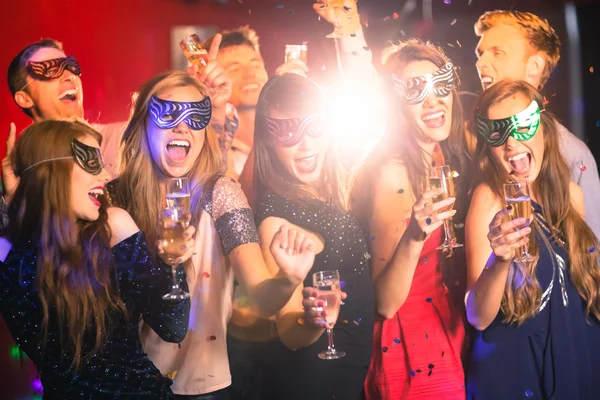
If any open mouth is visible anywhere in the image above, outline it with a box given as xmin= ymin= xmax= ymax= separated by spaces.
xmin=295 ymin=154 xmax=318 ymax=174
xmin=508 ymin=152 xmax=532 ymax=176
xmin=166 ymin=139 xmax=191 ymax=162
xmin=421 ymin=110 xmax=446 ymax=129
xmin=58 ymin=89 xmax=78 ymax=102
xmin=480 ymin=75 xmax=494 ymax=89
xmin=88 ymin=187 xmax=104 ymax=208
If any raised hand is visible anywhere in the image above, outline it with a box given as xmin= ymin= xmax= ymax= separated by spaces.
xmin=487 ymin=207 xmax=531 ymax=262
xmin=312 ymin=0 xmax=361 ymax=37
xmin=274 ymin=59 xmax=309 ymax=78
xmin=406 ymin=187 xmax=457 ymax=242
xmin=186 ymin=33 xmax=232 ymax=111
xmin=2 ymin=123 xmax=19 ymax=203
xmin=270 ymin=224 xmax=316 ymax=286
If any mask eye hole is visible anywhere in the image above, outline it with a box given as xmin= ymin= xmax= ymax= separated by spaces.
xmin=516 ymin=126 xmax=530 ymax=133
xmin=406 ymin=90 xmax=420 ymax=100
xmin=162 ymin=113 xmax=175 ymax=121
xmin=490 ymin=131 xmax=501 ymax=140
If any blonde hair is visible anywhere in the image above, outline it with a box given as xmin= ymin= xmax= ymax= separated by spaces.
xmin=474 ymin=10 xmax=560 ymax=88
xmin=113 ymin=70 xmax=224 ymax=247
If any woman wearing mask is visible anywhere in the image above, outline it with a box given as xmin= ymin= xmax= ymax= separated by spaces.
xmin=250 ymin=73 xmax=374 ymax=400
xmin=109 ymin=70 xmax=316 ymax=400
xmin=465 ymin=80 xmax=600 ymax=399
xmin=352 ymin=40 xmax=470 ymax=399
xmin=0 ymin=119 xmax=191 ymax=399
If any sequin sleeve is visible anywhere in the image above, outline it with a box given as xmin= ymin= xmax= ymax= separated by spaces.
xmin=112 ymin=231 xmax=190 ymax=343
xmin=211 ymin=176 xmax=259 ymax=254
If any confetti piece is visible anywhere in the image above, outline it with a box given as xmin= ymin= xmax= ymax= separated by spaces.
xmin=249 ymin=9 xmax=251 ymax=15
xmin=442 ymin=351 xmax=445 ymax=357
xmin=423 ymin=257 xmax=428 ymax=264
xmin=596 ymin=120 xmax=600 ymax=127
xmin=382 ymin=346 xmax=388 ymax=352
xmin=590 ymin=66 xmax=595 ymax=73
xmin=525 ymin=390 xmax=534 ymax=398
xmin=400 ymin=30 xmax=406 ymax=36
xmin=398 ymin=188 xmax=405 ymax=194
xmin=451 ymin=18 xmax=457 ymax=25
xmin=416 ymin=369 xmax=422 ymax=373
xmin=364 ymin=252 xmax=371 ymax=260
xmin=425 ymin=333 xmax=429 ymax=339
xmin=456 ymin=40 xmax=462 ymax=47
xmin=297 ymin=317 xmax=305 ymax=325
xmin=202 ymin=272 xmax=210 ymax=278
xmin=209 ymin=335 xmax=217 ymax=341
xmin=590 ymin=246 xmax=596 ymax=253
xmin=353 ymin=320 xmax=360 ymax=325
xmin=410 ymin=370 xmax=416 ymax=376
xmin=167 ymin=371 xmax=178 ymax=379
xmin=277 ymin=4 xmax=284 ymax=8
xmin=178 ymin=342 xmax=181 ymax=349
xmin=369 ymin=235 xmax=376 ymax=241
xmin=393 ymin=12 xmax=399 ymax=19
xmin=340 ymin=280 xmax=346 ymax=288
xmin=580 ymin=165 xmax=587 ymax=172
xmin=394 ymin=338 xmax=401 ymax=344
xmin=451 ymin=170 xmax=460 ymax=178
xmin=289 ymin=9 xmax=295 ymax=14
xmin=343 ymin=320 xmax=348 ymax=324
xmin=444 ymin=0 xmax=451 ymax=3
xmin=428 ymin=363 xmax=435 ymax=369
xmin=468 ymin=0 xmax=473 ymax=4
xmin=383 ymin=16 xmax=391 ymax=22
xmin=426 ymin=297 xmax=432 ymax=303
xmin=428 ymin=370 xmax=433 ymax=376
xmin=448 ymin=43 xmax=455 ymax=48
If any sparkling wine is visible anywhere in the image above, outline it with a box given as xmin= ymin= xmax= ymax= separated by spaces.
xmin=180 ymin=34 xmax=208 ymax=71
xmin=429 ymin=176 xmax=456 ymax=211
xmin=317 ymin=284 xmax=341 ymax=328
xmin=166 ymin=193 xmax=190 ymax=213
xmin=506 ymin=196 xmax=532 ymax=224
xmin=285 ymin=44 xmax=308 ymax=63
xmin=159 ymin=219 xmax=186 ymax=257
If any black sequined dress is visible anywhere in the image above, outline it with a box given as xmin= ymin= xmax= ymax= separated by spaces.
xmin=0 ymin=232 xmax=190 ymax=399
xmin=254 ymin=192 xmax=374 ymax=400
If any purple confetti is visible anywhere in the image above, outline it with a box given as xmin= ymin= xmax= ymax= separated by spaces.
xmin=340 ymin=280 xmax=346 ymax=288
xmin=423 ymin=257 xmax=428 ymax=264
xmin=428 ymin=370 xmax=433 ymax=376
xmin=410 ymin=370 xmax=416 ymax=376
xmin=369 ymin=235 xmax=376 ymax=241
xmin=428 ymin=363 xmax=435 ymax=369
xmin=444 ymin=0 xmax=451 ymax=3
xmin=590 ymin=246 xmax=596 ymax=253
xmin=32 ymin=378 xmax=43 ymax=392
xmin=382 ymin=346 xmax=388 ymax=353
xmin=426 ymin=297 xmax=432 ymax=303
xmin=394 ymin=338 xmax=401 ymax=344
xmin=525 ymin=390 xmax=534 ymax=398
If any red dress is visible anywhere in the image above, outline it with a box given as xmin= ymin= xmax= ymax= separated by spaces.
xmin=365 ymin=224 xmax=467 ymax=399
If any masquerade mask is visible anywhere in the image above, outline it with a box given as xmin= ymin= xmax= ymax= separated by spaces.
xmin=392 ymin=62 xmax=456 ymax=105
xmin=475 ymin=100 xmax=541 ymax=147
xmin=148 ymin=95 xmax=212 ymax=131
xmin=26 ymin=55 xmax=81 ymax=81
xmin=21 ymin=138 xmax=104 ymax=176
xmin=265 ymin=114 xmax=326 ymax=147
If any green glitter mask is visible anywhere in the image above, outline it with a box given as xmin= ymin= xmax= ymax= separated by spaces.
xmin=475 ymin=100 xmax=541 ymax=147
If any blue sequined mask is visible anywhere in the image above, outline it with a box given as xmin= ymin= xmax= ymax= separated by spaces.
xmin=148 ymin=95 xmax=212 ymax=130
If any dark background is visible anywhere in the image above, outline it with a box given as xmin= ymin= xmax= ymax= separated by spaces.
xmin=1 ymin=0 xmax=600 ymax=397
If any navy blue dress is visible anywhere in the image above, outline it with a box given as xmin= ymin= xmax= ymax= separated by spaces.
xmin=0 ymin=232 xmax=190 ymax=399
xmin=467 ymin=202 xmax=600 ymax=399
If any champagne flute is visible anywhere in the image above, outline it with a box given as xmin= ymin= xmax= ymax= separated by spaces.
xmin=428 ymin=165 xmax=463 ymax=250
xmin=504 ymin=181 xmax=538 ymax=264
xmin=159 ymin=206 xmax=190 ymax=300
xmin=180 ymin=33 xmax=209 ymax=73
xmin=326 ymin=0 xmax=347 ymax=38
xmin=285 ymin=44 xmax=308 ymax=63
xmin=313 ymin=270 xmax=345 ymax=360
xmin=165 ymin=178 xmax=191 ymax=212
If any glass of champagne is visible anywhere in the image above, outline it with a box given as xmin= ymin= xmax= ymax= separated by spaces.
xmin=159 ymin=206 xmax=190 ymax=300
xmin=504 ymin=181 xmax=538 ymax=264
xmin=180 ymin=33 xmax=209 ymax=73
xmin=325 ymin=0 xmax=346 ymax=38
xmin=285 ymin=44 xmax=308 ymax=63
xmin=313 ymin=270 xmax=345 ymax=360
xmin=428 ymin=165 xmax=463 ymax=250
xmin=165 ymin=178 xmax=191 ymax=212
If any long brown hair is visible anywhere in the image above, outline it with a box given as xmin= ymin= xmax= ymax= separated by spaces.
xmin=475 ymin=80 xmax=600 ymax=324
xmin=112 ymin=70 xmax=223 ymax=247
xmin=253 ymin=74 xmax=350 ymax=210
xmin=353 ymin=39 xmax=470 ymax=230
xmin=8 ymin=119 xmax=126 ymax=369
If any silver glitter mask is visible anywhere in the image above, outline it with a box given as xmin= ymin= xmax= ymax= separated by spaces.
xmin=392 ymin=62 xmax=456 ymax=105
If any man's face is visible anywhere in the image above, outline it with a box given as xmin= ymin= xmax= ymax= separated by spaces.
xmin=475 ymin=24 xmax=533 ymax=90
xmin=19 ymin=47 xmax=84 ymax=121
xmin=217 ymin=44 xmax=268 ymax=110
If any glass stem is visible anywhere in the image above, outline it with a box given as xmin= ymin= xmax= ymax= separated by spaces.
xmin=326 ymin=328 xmax=336 ymax=354
xmin=442 ymin=219 xmax=452 ymax=245
xmin=171 ymin=265 xmax=179 ymax=289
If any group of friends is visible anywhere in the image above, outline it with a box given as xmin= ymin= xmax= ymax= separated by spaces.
xmin=1 ymin=1 xmax=600 ymax=399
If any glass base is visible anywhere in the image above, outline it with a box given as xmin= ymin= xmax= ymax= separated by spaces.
xmin=162 ymin=288 xmax=190 ymax=301
xmin=437 ymin=242 xmax=463 ymax=250
xmin=318 ymin=350 xmax=346 ymax=360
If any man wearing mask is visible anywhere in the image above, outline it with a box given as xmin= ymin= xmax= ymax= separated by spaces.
xmin=474 ymin=10 xmax=600 ymax=238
